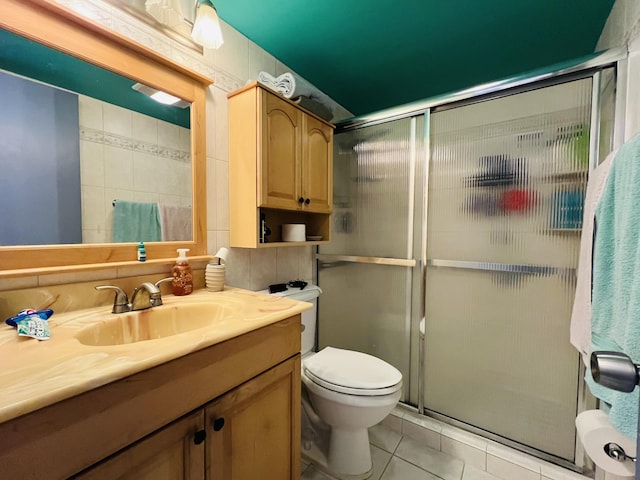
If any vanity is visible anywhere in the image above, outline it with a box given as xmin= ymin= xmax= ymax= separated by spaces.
xmin=0 ymin=289 xmax=307 ymax=479
xmin=0 ymin=1 xmax=304 ymax=479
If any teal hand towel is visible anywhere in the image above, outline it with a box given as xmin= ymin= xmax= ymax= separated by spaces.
xmin=587 ymin=133 xmax=640 ymax=439
xmin=112 ymin=200 xmax=161 ymax=243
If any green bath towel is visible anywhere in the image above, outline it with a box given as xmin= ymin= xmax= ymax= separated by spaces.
xmin=112 ymin=200 xmax=162 ymax=243
xmin=587 ymin=133 xmax=640 ymax=439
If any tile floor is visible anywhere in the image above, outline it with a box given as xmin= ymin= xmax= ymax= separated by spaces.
xmin=300 ymin=408 xmax=593 ymax=480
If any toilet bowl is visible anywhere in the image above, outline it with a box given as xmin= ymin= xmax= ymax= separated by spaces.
xmin=302 ymin=347 xmax=402 ymax=478
xmin=258 ymin=284 xmax=402 ymax=479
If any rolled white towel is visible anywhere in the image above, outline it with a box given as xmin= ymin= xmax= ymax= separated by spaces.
xmin=257 ymin=71 xmax=293 ymax=96
xmin=257 ymin=71 xmax=334 ymax=119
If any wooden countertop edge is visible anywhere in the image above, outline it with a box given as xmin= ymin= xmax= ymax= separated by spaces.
xmin=0 ymin=288 xmax=311 ymax=423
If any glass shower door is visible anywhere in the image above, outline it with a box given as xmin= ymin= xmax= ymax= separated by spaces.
xmin=317 ymin=116 xmax=425 ymax=403
xmin=424 ymin=78 xmax=593 ymax=460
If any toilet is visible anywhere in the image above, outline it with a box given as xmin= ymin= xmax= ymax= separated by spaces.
xmin=259 ymin=284 xmax=402 ymax=479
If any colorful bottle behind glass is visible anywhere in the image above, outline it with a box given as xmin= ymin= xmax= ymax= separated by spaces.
xmin=171 ymin=248 xmax=193 ymax=296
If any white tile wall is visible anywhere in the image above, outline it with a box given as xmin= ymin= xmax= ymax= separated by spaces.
xmin=597 ymin=0 xmax=640 ymax=142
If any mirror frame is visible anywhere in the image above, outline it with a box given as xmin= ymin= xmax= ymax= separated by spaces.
xmin=0 ymin=0 xmax=212 ymax=277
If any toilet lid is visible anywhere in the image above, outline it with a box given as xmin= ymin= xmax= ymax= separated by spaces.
xmin=303 ymin=347 xmax=402 ymax=396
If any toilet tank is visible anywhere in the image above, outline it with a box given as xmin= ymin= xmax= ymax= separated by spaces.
xmin=256 ymin=284 xmax=321 ymax=355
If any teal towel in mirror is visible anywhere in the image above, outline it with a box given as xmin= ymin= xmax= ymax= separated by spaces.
xmin=112 ymin=200 xmax=161 ymax=243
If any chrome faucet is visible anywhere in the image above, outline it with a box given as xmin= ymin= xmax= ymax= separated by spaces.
xmin=130 ymin=282 xmax=162 ymax=311
xmin=96 ymin=277 xmax=173 ymax=313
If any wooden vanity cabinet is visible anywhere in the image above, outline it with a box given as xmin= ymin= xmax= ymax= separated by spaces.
xmin=74 ymin=410 xmax=206 ymax=480
xmin=0 ymin=317 xmax=301 ymax=480
xmin=76 ymin=356 xmax=300 ymax=480
xmin=206 ymin=356 xmax=300 ymax=480
xmin=229 ymin=82 xmax=334 ymax=248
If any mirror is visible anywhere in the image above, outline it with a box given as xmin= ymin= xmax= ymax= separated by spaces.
xmin=0 ymin=0 xmax=212 ymax=274
xmin=0 ymin=28 xmax=192 ymax=246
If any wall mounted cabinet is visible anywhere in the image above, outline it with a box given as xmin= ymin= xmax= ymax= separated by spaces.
xmin=229 ymin=82 xmax=334 ymax=248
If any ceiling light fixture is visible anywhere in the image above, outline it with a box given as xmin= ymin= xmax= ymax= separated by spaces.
xmin=132 ymin=83 xmax=190 ymax=108
xmin=191 ymin=0 xmax=224 ymax=49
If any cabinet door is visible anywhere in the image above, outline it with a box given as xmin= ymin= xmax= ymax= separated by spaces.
xmin=302 ymin=115 xmax=333 ymax=213
xmin=260 ymin=91 xmax=302 ymax=210
xmin=75 ymin=410 xmax=205 ymax=480
xmin=205 ymin=356 xmax=301 ymax=480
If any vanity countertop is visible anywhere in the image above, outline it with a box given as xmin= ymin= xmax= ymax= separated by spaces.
xmin=0 ymin=287 xmax=309 ymax=424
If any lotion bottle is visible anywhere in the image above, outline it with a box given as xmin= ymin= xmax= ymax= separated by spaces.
xmin=171 ymin=248 xmax=193 ymax=296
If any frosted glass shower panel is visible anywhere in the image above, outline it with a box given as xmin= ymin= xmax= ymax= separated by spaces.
xmin=424 ymin=78 xmax=592 ymax=461
xmin=428 ymin=78 xmax=592 ymax=266
xmin=317 ymin=261 xmax=411 ymax=401
xmin=324 ymin=118 xmax=417 ymax=258
xmin=424 ymin=266 xmax=579 ymax=460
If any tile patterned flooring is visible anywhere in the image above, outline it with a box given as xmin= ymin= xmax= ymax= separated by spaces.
xmin=300 ymin=408 xmax=592 ymax=480
xmin=301 ymin=423 xmax=502 ymax=480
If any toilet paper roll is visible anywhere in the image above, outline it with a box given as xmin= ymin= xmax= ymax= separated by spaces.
xmin=576 ymin=410 xmax=636 ymax=477
xmin=282 ymin=224 xmax=306 ymax=242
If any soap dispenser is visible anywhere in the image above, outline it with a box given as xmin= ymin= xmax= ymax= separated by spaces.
xmin=171 ymin=248 xmax=193 ymax=296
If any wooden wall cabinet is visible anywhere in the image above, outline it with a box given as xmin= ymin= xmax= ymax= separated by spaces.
xmin=229 ymin=82 xmax=334 ymax=248
xmin=0 ymin=317 xmax=301 ymax=480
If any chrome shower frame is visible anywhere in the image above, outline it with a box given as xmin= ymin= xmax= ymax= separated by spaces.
xmin=333 ymin=47 xmax=629 ymax=472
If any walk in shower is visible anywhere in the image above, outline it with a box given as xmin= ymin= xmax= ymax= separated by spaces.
xmin=316 ymin=50 xmax=624 ymax=466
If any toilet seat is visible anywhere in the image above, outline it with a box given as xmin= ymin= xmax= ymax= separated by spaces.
xmin=303 ymin=347 xmax=402 ymax=396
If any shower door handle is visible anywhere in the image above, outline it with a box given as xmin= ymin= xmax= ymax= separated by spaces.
xmin=316 ymin=254 xmax=416 ymax=268
xmin=426 ymin=259 xmax=575 ymax=277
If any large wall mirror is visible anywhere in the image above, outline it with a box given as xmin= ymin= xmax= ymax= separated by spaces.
xmin=0 ymin=0 xmax=212 ymax=275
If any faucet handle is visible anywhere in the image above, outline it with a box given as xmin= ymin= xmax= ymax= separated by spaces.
xmin=95 ymin=285 xmax=130 ymax=313
xmin=155 ymin=277 xmax=173 ymax=288
xmin=153 ymin=277 xmax=173 ymax=307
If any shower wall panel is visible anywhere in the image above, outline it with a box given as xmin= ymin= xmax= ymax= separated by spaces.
xmin=318 ymin=117 xmax=425 ymax=403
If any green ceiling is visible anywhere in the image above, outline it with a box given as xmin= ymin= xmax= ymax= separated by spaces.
xmin=215 ymin=0 xmax=615 ymax=116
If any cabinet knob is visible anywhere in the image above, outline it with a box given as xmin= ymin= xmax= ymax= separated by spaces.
xmin=194 ymin=429 xmax=207 ymax=445
xmin=304 ymin=198 xmax=310 ymax=205
xmin=298 ymin=197 xmax=305 ymax=204
xmin=212 ymin=417 xmax=225 ymax=431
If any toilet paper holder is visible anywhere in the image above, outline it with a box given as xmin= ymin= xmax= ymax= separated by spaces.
xmin=591 ymin=351 xmax=640 ymax=475
xmin=605 ymin=442 xmax=636 ymax=463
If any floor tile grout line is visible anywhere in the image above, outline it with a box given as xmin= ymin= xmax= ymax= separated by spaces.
xmin=388 ymin=434 xmax=454 ymax=480
xmin=377 ymin=454 xmax=392 ymax=480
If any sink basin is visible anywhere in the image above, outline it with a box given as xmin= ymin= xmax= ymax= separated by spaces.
xmin=75 ymin=303 xmax=230 ymax=346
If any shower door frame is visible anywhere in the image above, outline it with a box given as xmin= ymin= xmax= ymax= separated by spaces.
xmin=330 ymin=47 xmax=628 ymax=470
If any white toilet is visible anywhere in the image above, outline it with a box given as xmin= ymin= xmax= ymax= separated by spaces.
xmin=259 ymin=284 xmax=402 ymax=479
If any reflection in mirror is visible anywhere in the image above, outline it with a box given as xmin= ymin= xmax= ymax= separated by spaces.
xmin=0 ymin=28 xmax=192 ymax=246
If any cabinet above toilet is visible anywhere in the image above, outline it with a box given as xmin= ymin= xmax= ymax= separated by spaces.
xmin=228 ymin=83 xmax=334 ymax=248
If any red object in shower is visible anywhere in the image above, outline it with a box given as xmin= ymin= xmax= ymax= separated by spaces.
xmin=500 ymin=189 xmax=537 ymax=212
